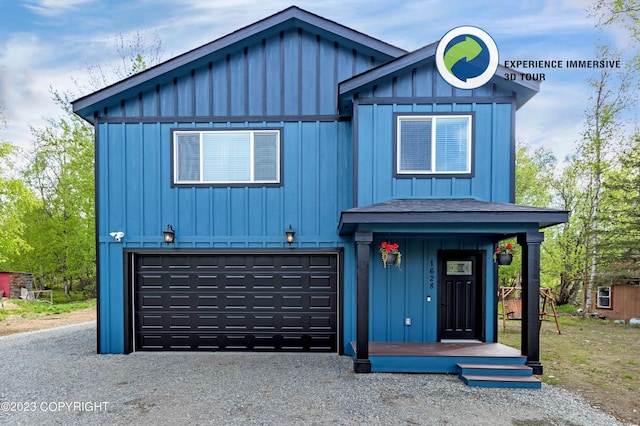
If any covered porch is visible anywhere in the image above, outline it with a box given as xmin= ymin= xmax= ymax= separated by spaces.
xmin=339 ymin=198 xmax=568 ymax=376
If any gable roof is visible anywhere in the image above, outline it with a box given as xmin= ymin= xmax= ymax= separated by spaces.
xmin=338 ymin=42 xmax=539 ymax=111
xmin=338 ymin=198 xmax=568 ymax=235
xmin=72 ymin=6 xmax=407 ymax=123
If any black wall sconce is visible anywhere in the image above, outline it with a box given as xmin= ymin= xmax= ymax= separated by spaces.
xmin=163 ymin=224 xmax=175 ymax=244
xmin=285 ymin=225 xmax=295 ymax=245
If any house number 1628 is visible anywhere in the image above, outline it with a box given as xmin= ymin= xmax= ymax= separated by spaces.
xmin=429 ymin=260 xmax=435 ymax=289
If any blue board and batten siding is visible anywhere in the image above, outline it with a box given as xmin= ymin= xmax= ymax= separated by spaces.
xmin=93 ymin=26 xmax=391 ymax=353
xmin=73 ymin=7 xmax=552 ymax=363
xmin=351 ymin=60 xmax=516 ymax=207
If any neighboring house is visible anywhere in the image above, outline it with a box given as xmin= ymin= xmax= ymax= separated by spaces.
xmin=72 ymin=6 xmax=568 ymax=376
xmin=592 ymin=283 xmax=640 ymax=322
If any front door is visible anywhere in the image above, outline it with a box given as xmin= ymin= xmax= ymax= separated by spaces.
xmin=438 ymin=251 xmax=483 ymax=340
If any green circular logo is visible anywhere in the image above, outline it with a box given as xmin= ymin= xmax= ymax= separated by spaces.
xmin=436 ymin=26 xmax=499 ymax=90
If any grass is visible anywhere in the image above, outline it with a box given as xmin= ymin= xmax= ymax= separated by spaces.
xmin=0 ymin=289 xmax=96 ymax=321
xmin=498 ymin=309 xmax=640 ymax=424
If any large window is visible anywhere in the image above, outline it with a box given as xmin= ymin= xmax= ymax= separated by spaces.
xmin=173 ymin=129 xmax=280 ymax=185
xmin=396 ymin=114 xmax=472 ymax=175
xmin=597 ymin=286 xmax=611 ymax=309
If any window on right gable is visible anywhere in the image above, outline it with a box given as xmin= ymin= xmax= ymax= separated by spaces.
xmin=396 ymin=115 xmax=472 ymax=176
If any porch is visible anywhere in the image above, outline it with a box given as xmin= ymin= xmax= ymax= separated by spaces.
xmin=339 ymin=198 xmax=569 ymax=377
xmin=349 ymin=341 xmax=525 ymax=374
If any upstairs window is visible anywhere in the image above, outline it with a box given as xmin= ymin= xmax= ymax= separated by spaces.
xmin=596 ymin=286 xmax=611 ymax=309
xmin=173 ymin=129 xmax=280 ymax=185
xmin=396 ymin=114 xmax=472 ymax=176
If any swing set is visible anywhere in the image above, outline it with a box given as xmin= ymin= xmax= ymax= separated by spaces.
xmin=498 ymin=286 xmax=561 ymax=334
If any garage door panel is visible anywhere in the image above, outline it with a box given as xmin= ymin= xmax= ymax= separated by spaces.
xmin=136 ymin=292 xmax=336 ymax=311
xmin=136 ymin=312 xmax=336 ymax=332
xmin=137 ymin=273 xmax=335 ymax=292
xmin=134 ymin=252 xmax=338 ymax=352
xmin=136 ymin=332 xmax=336 ymax=351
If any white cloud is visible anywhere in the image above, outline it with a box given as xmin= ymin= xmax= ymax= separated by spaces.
xmin=23 ymin=0 xmax=95 ymax=16
xmin=517 ymin=79 xmax=588 ymax=163
xmin=0 ymin=33 xmax=76 ymax=149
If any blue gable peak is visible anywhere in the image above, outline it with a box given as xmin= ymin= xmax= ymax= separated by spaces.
xmin=72 ymin=5 xmax=407 ymax=123
xmin=339 ymin=41 xmax=539 ymax=112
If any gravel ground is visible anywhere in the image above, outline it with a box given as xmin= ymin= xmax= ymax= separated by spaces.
xmin=0 ymin=322 xmax=629 ymax=425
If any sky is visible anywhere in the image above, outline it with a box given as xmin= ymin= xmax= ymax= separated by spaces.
xmin=0 ymin=0 xmax=632 ymax=163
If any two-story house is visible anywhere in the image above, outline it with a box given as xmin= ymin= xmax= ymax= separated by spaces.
xmin=72 ymin=6 xmax=567 ymax=383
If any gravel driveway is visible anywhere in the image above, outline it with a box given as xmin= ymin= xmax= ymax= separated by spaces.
xmin=0 ymin=322 xmax=628 ymax=425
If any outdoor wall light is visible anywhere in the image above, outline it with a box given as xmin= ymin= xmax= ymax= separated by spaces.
xmin=163 ymin=224 xmax=175 ymax=244
xmin=285 ymin=225 xmax=295 ymax=245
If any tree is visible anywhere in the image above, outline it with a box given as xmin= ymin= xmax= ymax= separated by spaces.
xmin=0 ymin=142 xmax=38 ymax=266
xmin=515 ymin=142 xmax=556 ymax=207
xmin=84 ymin=30 xmax=163 ymax=91
xmin=594 ymin=0 xmax=640 ymax=43
xmin=0 ymin=110 xmax=38 ymax=267
xmin=548 ymin=160 xmax=586 ymax=305
xmin=18 ymin=92 xmax=95 ymax=295
xmin=599 ymin=133 xmax=640 ymax=281
xmin=500 ymin=143 xmax=558 ymax=289
xmin=573 ymin=46 xmax=632 ymax=311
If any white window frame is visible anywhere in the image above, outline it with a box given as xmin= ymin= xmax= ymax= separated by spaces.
xmin=173 ymin=129 xmax=280 ymax=185
xmin=396 ymin=114 xmax=472 ymax=175
xmin=596 ymin=286 xmax=611 ymax=309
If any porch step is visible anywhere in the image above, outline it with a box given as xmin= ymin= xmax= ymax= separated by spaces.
xmin=457 ymin=363 xmax=532 ymax=376
xmin=457 ymin=364 xmax=541 ymax=389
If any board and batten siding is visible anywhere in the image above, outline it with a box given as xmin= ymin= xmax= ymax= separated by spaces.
xmin=98 ymin=28 xmax=386 ymax=120
xmin=368 ymin=237 xmax=497 ymax=344
xmin=355 ymin=101 xmax=513 ymax=206
xmin=96 ymin=119 xmax=356 ymax=353
xmin=98 ymin=120 xmax=352 ymax=245
xmin=93 ymin=26 xmax=392 ymax=353
xmin=349 ymin=60 xmax=516 ymax=207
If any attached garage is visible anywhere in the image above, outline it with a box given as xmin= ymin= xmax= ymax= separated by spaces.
xmin=124 ymin=250 xmax=340 ymax=353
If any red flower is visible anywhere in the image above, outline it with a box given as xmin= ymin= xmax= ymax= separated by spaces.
xmin=506 ymin=243 xmax=513 ymax=250
xmin=381 ymin=242 xmax=387 ymax=248
xmin=393 ymin=244 xmax=399 ymax=249
xmin=386 ymin=246 xmax=392 ymax=253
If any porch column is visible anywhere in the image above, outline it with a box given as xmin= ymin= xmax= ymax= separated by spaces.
xmin=518 ymin=231 xmax=545 ymax=375
xmin=354 ymin=231 xmax=373 ymax=373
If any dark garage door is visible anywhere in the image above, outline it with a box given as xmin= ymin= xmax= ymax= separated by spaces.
xmin=133 ymin=252 xmax=338 ymax=352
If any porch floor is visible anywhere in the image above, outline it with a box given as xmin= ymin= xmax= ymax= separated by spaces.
xmin=362 ymin=341 xmax=522 ymax=357
xmin=350 ymin=341 xmax=526 ymax=374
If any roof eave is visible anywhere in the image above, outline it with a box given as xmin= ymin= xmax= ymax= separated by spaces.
xmin=338 ymin=211 xmax=568 ymax=235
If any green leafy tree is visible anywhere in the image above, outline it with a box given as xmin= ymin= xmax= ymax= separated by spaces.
xmin=574 ymin=46 xmax=632 ymax=311
xmin=498 ymin=143 xmax=558 ymax=289
xmin=515 ymin=143 xmax=556 ymax=208
xmin=599 ymin=133 xmax=640 ymax=281
xmin=0 ymin=142 xmax=38 ymax=266
xmin=548 ymin=160 xmax=586 ymax=305
xmin=18 ymin=93 xmax=95 ymax=295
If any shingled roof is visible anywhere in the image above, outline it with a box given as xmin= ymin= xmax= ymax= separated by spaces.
xmin=338 ymin=198 xmax=568 ymax=235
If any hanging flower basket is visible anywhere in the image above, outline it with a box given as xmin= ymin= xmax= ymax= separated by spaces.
xmin=494 ymin=242 xmax=515 ymax=266
xmin=379 ymin=242 xmax=402 ymax=268
xmin=496 ymin=253 xmax=513 ymax=266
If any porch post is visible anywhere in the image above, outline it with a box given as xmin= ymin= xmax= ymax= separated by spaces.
xmin=354 ymin=231 xmax=373 ymax=373
xmin=518 ymin=231 xmax=544 ymax=375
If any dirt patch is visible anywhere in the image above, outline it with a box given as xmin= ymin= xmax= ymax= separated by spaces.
xmin=0 ymin=304 xmax=96 ymax=337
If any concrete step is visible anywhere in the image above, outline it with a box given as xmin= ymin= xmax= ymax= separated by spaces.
xmin=460 ymin=374 xmax=542 ymax=389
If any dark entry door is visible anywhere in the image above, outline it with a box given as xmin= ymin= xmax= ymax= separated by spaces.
xmin=438 ymin=251 xmax=483 ymax=340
